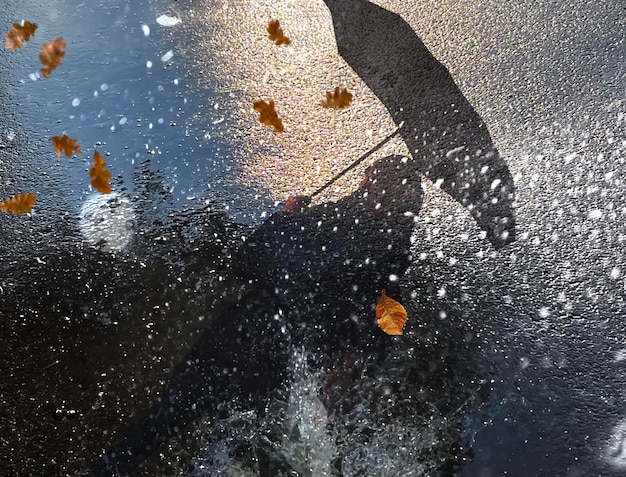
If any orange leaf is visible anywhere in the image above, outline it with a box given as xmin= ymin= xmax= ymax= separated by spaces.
xmin=5 ymin=21 xmax=37 ymax=50
xmin=51 ymin=134 xmax=81 ymax=158
xmin=0 ymin=192 xmax=37 ymax=216
xmin=39 ymin=37 xmax=66 ymax=78
xmin=375 ymin=289 xmax=408 ymax=335
xmin=321 ymin=87 xmax=353 ymax=109
xmin=89 ymin=151 xmax=112 ymax=194
xmin=253 ymin=99 xmax=284 ymax=132
xmin=266 ymin=19 xmax=290 ymax=46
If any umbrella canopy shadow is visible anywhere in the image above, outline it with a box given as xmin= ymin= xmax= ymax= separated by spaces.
xmin=323 ymin=0 xmax=516 ymax=249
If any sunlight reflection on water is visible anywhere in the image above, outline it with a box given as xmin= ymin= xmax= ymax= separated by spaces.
xmin=79 ymin=193 xmax=136 ymax=252
xmin=603 ymin=419 xmax=626 ymax=469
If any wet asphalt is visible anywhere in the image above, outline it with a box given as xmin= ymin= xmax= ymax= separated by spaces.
xmin=1 ymin=0 xmax=625 ymax=476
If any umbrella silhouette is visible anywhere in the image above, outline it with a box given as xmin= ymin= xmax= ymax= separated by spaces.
xmin=323 ymin=0 xmax=516 ymax=249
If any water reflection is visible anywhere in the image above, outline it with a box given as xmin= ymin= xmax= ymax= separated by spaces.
xmin=79 ymin=193 xmax=136 ymax=252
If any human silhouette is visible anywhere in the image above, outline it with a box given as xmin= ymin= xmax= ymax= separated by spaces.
xmin=89 ymin=154 xmax=423 ymax=475
xmin=90 ymin=2 xmax=518 ymax=473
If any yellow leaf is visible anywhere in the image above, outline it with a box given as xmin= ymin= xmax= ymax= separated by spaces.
xmin=321 ymin=87 xmax=353 ymax=109
xmin=253 ymin=99 xmax=284 ymax=132
xmin=51 ymin=134 xmax=81 ymax=158
xmin=39 ymin=37 xmax=66 ymax=78
xmin=89 ymin=151 xmax=112 ymax=194
xmin=266 ymin=19 xmax=290 ymax=46
xmin=375 ymin=289 xmax=407 ymax=335
xmin=5 ymin=21 xmax=37 ymax=50
xmin=0 ymin=192 xmax=37 ymax=216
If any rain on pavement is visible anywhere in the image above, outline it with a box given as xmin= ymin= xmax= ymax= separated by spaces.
xmin=0 ymin=0 xmax=624 ymax=476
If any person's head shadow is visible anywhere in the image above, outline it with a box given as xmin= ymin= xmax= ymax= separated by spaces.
xmin=323 ymin=0 xmax=516 ymax=249
xmin=239 ymin=154 xmax=422 ymax=357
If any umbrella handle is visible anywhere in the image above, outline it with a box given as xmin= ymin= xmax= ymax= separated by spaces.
xmin=310 ymin=123 xmax=403 ymax=199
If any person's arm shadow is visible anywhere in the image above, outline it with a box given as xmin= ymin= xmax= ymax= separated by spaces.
xmin=323 ymin=0 xmax=516 ymax=248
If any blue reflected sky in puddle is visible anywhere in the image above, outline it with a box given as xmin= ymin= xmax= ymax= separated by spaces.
xmin=7 ymin=0 xmax=277 ymax=224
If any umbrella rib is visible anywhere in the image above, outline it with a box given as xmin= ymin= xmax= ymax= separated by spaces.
xmin=310 ymin=125 xmax=402 ymax=199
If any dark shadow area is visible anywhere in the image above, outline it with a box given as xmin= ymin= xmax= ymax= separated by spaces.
xmin=323 ymin=0 xmax=516 ymax=249
xmin=0 ymin=161 xmax=243 ymax=322
xmin=0 ymin=164 xmax=245 ymax=476
xmin=1 ymin=2 xmax=517 ymax=474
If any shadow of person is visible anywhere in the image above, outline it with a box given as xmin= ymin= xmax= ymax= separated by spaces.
xmin=89 ymin=154 xmax=423 ymax=476
xmin=323 ymin=0 xmax=516 ymax=249
xmin=89 ymin=5 xmax=518 ymax=473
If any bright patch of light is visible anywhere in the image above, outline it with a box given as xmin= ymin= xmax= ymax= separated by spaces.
xmin=603 ymin=420 xmax=626 ymax=469
xmin=79 ymin=193 xmax=136 ymax=253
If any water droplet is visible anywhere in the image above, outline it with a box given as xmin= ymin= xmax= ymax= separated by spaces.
xmin=156 ymin=14 xmax=181 ymax=27
xmin=589 ymin=209 xmax=603 ymax=219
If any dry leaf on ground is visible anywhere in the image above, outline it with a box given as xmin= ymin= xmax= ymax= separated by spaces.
xmin=40 ymin=37 xmax=66 ymax=78
xmin=266 ymin=19 xmax=290 ymax=45
xmin=253 ymin=99 xmax=284 ymax=132
xmin=375 ymin=289 xmax=408 ymax=335
xmin=90 ymin=151 xmax=112 ymax=194
xmin=0 ymin=192 xmax=37 ymax=216
xmin=51 ymin=134 xmax=81 ymax=158
xmin=321 ymin=87 xmax=353 ymax=109
xmin=5 ymin=21 xmax=37 ymax=50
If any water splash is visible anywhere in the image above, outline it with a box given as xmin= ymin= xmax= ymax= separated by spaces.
xmin=278 ymin=349 xmax=337 ymax=476
xmin=79 ymin=192 xmax=136 ymax=252
xmin=188 ymin=343 xmax=467 ymax=476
